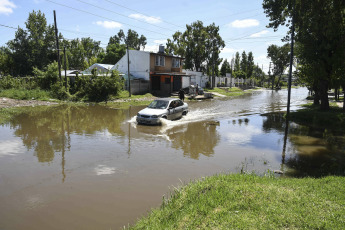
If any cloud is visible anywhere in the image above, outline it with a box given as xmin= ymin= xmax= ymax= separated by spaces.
xmin=95 ymin=21 xmax=122 ymax=29
xmin=230 ymin=19 xmax=259 ymax=28
xmin=0 ymin=0 xmax=16 ymax=15
xmin=250 ymin=30 xmax=269 ymax=38
xmin=94 ymin=165 xmax=116 ymax=175
xmin=129 ymin=13 xmax=162 ymax=24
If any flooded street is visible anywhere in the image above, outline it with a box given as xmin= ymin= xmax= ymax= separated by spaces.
xmin=1 ymin=87 xmax=344 ymax=229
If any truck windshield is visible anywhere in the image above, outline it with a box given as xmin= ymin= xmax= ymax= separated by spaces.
xmin=148 ymin=100 xmax=169 ymax=109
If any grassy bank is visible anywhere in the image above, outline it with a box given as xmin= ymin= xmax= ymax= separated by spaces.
xmin=128 ymin=173 xmax=345 ymax=229
xmin=0 ymin=88 xmax=52 ymax=100
xmin=206 ymin=87 xmax=256 ymax=97
xmin=289 ymin=104 xmax=345 ymax=132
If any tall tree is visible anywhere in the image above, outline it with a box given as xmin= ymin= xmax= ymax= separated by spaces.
xmin=267 ymin=44 xmax=290 ymax=88
xmin=98 ymin=43 xmax=126 ymax=64
xmin=263 ymin=0 xmax=345 ymax=110
xmin=234 ymin=52 xmax=241 ymax=72
xmin=240 ymin=51 xmax=248 ymax=76
xmin=247 ymin=52 xmax=255 ymax=78
xmin=109 ymin=29 xmax=147 ymax=50
xmin=7 ymin=10 xmax=56 ymax=76
xmin=166 ymin=21 xmax=225 ymax=72
xmin=220 ymin=59 xmax=231 ymax=76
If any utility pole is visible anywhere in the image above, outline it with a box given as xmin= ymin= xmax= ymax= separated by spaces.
xmin=268 ymin=62 xmax=272 ymax=89
xmin=53 ymin=10 xmax=61 ymax=82
xmin=287 ymin=0 xmax=296 ymax=116
xmin=127 ymin=43 xmax=131 ymax=97
xmin=63 ymin=46 xmax=67 ymax=88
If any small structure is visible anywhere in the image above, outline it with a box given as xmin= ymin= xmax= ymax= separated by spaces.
xmin=82 ymin=63 xmax=114 ymax=75
xmin=112 ymin=45 xmax=187 ymax=96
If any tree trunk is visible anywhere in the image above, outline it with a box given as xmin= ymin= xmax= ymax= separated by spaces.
xmin=313 ymin=83 xmax=320 ymax=105
xmin=319 ymin=79 xmax=329 ymax=111
xmin=342 ymin=84 xmax=345 ymax=111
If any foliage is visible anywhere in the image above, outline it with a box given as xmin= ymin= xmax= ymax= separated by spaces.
xmin=128 ymin=174 xmax=345 ymax=229
xmin=75 ymin=70 xmax=124 ymax=102
xmin=33 ymin=61 xmax=59 ymax=90
xmin=263 ymin=0 xmax=345 ymax=110
xmin=166 ymin=21 xmax=225 ymax=73
xmin=0 ymin=75 xmax=37 ymax=90
xmin=109 ymin=29 xmax=147 ymax=50
xmin=98 ymin=43 xmax=126 ymax=64
xmin=233 ymin=70 xmax=246 ymax=79
xmin=6 ymin=10 xmax=56 ymax=76
xmin=220 ymin=59 xmax=231 ymax=76
xmin=62 ymin=37 xmax=102 ymax=70
xmin=267 ymin=44 xmax=290 ymax=88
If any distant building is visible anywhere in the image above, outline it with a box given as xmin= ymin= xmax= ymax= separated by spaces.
xmin=82 ymin=63 xmax=114 ymax=75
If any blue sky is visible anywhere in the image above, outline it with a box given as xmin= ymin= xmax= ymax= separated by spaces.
xmin=0 ymin=0 xmax=289 ymax=73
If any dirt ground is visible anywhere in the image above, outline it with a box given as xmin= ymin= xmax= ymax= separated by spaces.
xmin=0 ymin=97 xmax=58 ymax=109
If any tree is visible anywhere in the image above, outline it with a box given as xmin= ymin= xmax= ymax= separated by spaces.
xmin=234 ymin=52 xmax=240 ymax=72
xmin=7 ymin=10 xmax=56 ymax=76
xmin=0 ymin=46 xmax=14 ymax=76
xmin=98 ymin=43 xmax=126 ymax=64
xmin=263 ymin=0 xmax=345 ymax=110
xmin=267 ymin=44 xmax=290 ymax=88
xmin=247 ymin=52 xmax=255 ymax=78
xmin=166 ymin=21 xmax=225 ymax=73
xmin=220 ymin=59 xmax=231 ymax=76
xmin=240 ymin=51 xmax=248 ymax=76
xmin=63 ymin=37 xmax=102 ymax=70
xmin=109 ymin=29 xmax=147 ymax=50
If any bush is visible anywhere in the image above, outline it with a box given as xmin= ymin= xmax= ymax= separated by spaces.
xmin=71 ymin=70 xmax=124 ymax=102
xmin=33 ymin=61 xmax=59 ymax=90
xmin=0 ymin=75 xmax=38 ymax=90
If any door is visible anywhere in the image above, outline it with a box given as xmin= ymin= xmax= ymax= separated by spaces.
xmin=173 ymin=76 xmax=182 ymax=91
xmin=151 ymin=75 xmax=160 ymax=90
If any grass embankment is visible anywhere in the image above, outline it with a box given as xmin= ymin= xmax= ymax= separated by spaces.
xmin=129 ymin=174 xmax=345 ymax=229
xmin=206 ymin=87 xmax=255 ymax=97
xmin=0 ymin=88 xmax=53 ymax=101
xmin=289 ymin=104 xmax=345 ymax=132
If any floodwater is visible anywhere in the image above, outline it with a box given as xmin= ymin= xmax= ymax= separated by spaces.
xmin=0 ymin=87 xmax=344 ymax=229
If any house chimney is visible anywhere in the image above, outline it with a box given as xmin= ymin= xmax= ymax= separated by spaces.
xmin=158 ymin=44 xmax=165 ymax=53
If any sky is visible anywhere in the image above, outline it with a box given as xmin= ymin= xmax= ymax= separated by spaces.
xmin=0 ymin=0 xmax=289 ymax=73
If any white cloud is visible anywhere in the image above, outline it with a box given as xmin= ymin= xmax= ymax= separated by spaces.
xmin=250 ymin=30 xmax=269 ymax=38
xmin=95 ymin=21 xmax=122 ymax=29
xmin=0 ymin=0 xmax=16 ymax=15
xmin=144 ymin=44 xmax=159 ymax=52
xmin=230 ymin=19 xmax=259 ymax=28
xmin=129 ymin=13 xmax=162 ymax=24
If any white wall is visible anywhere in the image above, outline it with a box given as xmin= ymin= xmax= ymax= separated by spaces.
xmin=111 ymin=50 xmax=150 ymax=80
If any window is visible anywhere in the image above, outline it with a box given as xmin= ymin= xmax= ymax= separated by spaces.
xmin=155 ymin=55 xmax=165 ymax=66
xmin=172 ymin=58 xmax=180 ymax=68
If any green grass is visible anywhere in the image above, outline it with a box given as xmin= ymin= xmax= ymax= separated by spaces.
xmin=206 ymin=87 xmax=254 ymax=97
xmin=105 ymin=91 xmax=155 ymax=109
xmin=0 ymin=88 xmax=52 ymax=100
xmin=128 ymin=173 xmax=345 ymax=229
xmin=289 ymin=104 xmax=345 ymax=132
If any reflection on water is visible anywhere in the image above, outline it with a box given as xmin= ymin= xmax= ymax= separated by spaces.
xmin=5 ymin=104 xmax=127 ymax=163
xmin=1 ymin=88 xmax=345 ymax=230
xmin=261 ymin=112 xmax=345 ymax=177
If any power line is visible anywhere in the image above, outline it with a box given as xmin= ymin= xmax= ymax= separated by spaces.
xmin=101 ymin=0 xmax=185 ymax=29
xmin=45 ymin=0 xmax=172 ymax=37
xmin=75 ymin=0 xmax=176 ymax=33
xmin=0 ymin=24 xmax=17 ymax=30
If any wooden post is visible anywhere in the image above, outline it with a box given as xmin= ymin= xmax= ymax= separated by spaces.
xmin=53 ymin=10 xmax=61 ymax=81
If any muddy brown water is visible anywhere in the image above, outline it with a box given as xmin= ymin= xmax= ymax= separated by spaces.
xmin=1 ymin=88 xmax=344 ymax=229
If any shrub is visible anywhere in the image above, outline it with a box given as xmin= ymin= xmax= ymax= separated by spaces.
xmin=33 ymin=61 xmax=59 ymax=90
